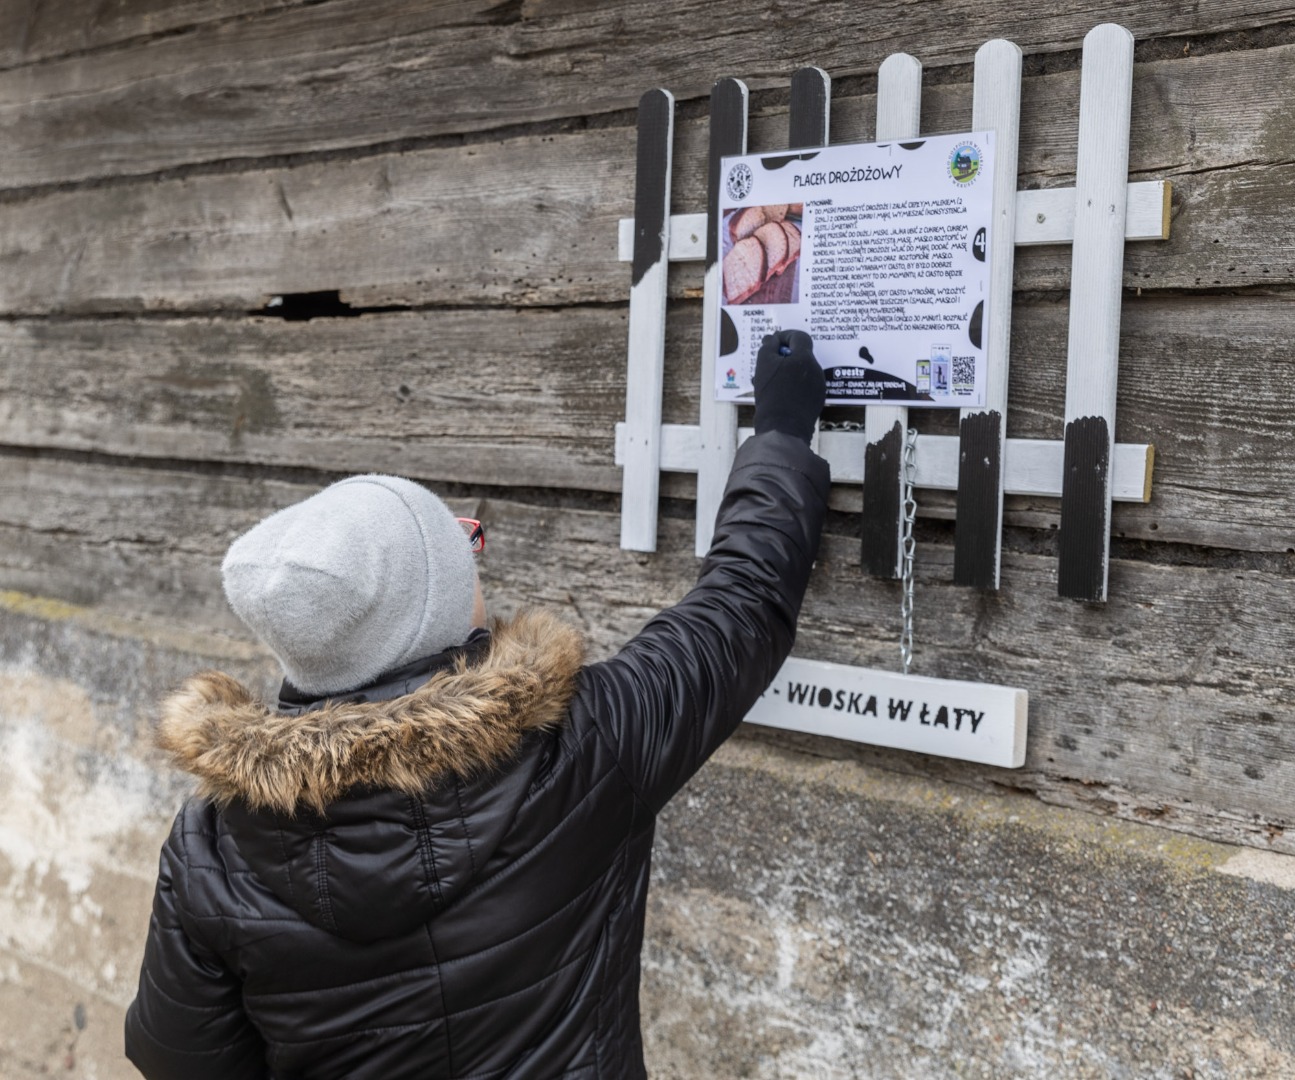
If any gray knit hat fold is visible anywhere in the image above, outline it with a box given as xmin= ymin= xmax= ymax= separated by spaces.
xmin=221 ymin=475 xmax=477 ymax=696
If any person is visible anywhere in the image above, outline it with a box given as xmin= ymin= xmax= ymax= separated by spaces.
xmin=124 ymin=330 xmax=829 ymax=1079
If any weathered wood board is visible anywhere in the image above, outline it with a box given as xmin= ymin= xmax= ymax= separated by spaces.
xmin=2 ymin=2 xmax=1294 ymax=189
xmin=0 ymin=310 xmax=634 ymax=492
xmin=0 ymin=124 xmax=633 ymax=313
xmin=0 ymin=0 xmax=315 ymax=70
xmin=0 ymin=454 xmax=1288 ymax=848
xmin=0 ymin=158 xmax=1272 ymax=314
xmin=2 ymin=43 xmax=1292 ymax=312
xmin=1 ymin=296 xmax=1290 ymax=552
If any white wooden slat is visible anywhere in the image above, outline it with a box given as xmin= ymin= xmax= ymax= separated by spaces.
xmin=954 ymin=38 xmax=1023 ymax=590
xmin=618 ymin=214 xmax=707 ymax=261
xmin=1018 ymin=180 xmax=1170 ymax=246
xmin=788 ymin=67 xmax=833 ymax=462
xmin=620 ymin=89 xmax=674 ymax=552
xmin=745 ymin=655 xmax=1028 ymax=768
xmin=969 ymin=39 xmax=1022 ymax=423
xmin=1058 ymin=24 xmax=1135 ymax=600
xmin=620 ymin=278 xmax=670 ymax=549
xmin=696 ymin=260 xmax=733 ymax=555
xmin=863 ymin=52 xmax=923 ymax=579
xmin=695 ymin=79 xmax=749 ymax=558
xmin=615 ymin=181 xmax=1169 ymax=262
xmin=615 ymin=423 xmax=1154 ymax=502
xmin=1064 ymin=26 xmax=1135 ymax=423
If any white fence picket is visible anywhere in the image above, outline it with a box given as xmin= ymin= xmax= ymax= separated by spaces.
xmin=695 ymin=79 xmax=748 ymax=557
xmin=619 ymin=89 xmax=674 ymax=552
xmin=861 ymin=53 xmax=922 ymax=579
xmin=953 ymin=38 xmax=1023 ymax=589
xmin=788 ymin=67 xmax=832 ymax=462
xmin=1057 ymin=24 xmax=1135 ymax=600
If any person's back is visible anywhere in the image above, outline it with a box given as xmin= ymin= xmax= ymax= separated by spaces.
xmin=125 ymin=331 xmax=829 ymax=1079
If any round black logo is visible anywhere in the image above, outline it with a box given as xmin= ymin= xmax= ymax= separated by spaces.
xmin=726 ymin=163 xmax=753 ymax=201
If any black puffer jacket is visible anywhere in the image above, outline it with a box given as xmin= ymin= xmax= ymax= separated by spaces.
xmin=125 ymin=432 xmax=830 ymax=1080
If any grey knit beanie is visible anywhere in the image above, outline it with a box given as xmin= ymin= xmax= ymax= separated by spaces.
xmin=221 ymin=474 xmax=478 ymax=696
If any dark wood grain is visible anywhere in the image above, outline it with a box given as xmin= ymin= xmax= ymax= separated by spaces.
xmin=0 ymin=294 xmax=1290 ymax=552
xmin=0 ymin=454 xmax=1288 ymax=846
xmin=2 ymin=1 xmax=1294 ymax=189
xmin=0 ymin=142 xmax=1279 ymax=316
xmin=0 ymin=309 xmax=635 ymax=492
xmin=2 ymin=42 xmax=1292 ymax=313
xmin=0 ymin=0 xmax=312 ymax=70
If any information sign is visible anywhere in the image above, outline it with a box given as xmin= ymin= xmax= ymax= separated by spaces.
xmin=715 ymin=132 xmax=995 ymax=407
xmin=746 ymin=655 xmax=1027 ymax=768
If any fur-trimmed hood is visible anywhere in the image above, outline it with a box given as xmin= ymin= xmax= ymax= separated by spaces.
xmin=158 ymin=608 xmax=585 ymax=816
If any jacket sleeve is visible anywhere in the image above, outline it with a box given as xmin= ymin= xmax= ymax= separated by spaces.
xmin=124 ymin=811 xmax=269 ymax=1080
xmin=584 ymin=430 xmax=830 ymax=813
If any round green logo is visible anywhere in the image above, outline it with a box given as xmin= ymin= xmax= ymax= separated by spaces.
xmin=948 ymin=142 xmax=982 ymax=185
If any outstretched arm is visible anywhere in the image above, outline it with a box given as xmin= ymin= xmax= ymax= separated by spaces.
xmin=586 ymin=331 xmax=829 ymax=812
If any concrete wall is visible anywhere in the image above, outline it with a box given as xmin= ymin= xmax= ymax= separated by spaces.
xmin=1 ymin=1 xmax=1293 ymax=1075
xmin=3 ymin=593 xmax=1293 ymax=1077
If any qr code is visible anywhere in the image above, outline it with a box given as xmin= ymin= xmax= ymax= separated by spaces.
xmin=952 ymin=355 xmax=976 ymax=389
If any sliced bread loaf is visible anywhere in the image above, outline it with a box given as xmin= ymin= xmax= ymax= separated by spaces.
xmin=728 ymin=206 xmax=767 ymax=243
xmin=780 ymin=220 xmax=802 ymax=264
xmin=754 ymin=221 xmax=791 ymax=277
xmin=723 ymin=236 xmax=767 ymax=304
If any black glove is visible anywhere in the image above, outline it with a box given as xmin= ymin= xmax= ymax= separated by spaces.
xmin=752 ymin=330 xmax=826 ymax=444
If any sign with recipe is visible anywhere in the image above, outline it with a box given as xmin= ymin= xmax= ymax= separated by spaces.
xmin=715 ymin=131 xmax=995 ymax=407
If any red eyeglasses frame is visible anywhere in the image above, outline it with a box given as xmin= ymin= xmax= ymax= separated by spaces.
xmin=457 ymin=518 xmax=485 ymax=554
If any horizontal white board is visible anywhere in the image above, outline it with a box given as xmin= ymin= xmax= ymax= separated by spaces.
xmin=614 ymin=423 xmax=1154 ymax=502
xmin=617 ymin=180 xmax=1170 ymax=261
xmin=747 ymin=655 xmax=1028 ymax=768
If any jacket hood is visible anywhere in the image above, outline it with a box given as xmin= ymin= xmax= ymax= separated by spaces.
xmin=157 ymin=608 xmax=584 ymax=815
xmin=156 ymin=609 xmax=585 ymax=942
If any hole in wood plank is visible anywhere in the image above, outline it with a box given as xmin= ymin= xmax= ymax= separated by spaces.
xmin=259 ymin=291 xmax=361 ymax=321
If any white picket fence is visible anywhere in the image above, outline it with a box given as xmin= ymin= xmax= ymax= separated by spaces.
xmin=615 ymin=23 xmax=1167 ymax=606
xmin=612 ymin=23 xmax=1172 ymax=765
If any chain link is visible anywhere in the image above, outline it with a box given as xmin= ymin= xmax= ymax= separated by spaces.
xmin=820 ymin=420 xmax=918 ymax=672
xmin=899 ymin=427 xmax=918 ymax=675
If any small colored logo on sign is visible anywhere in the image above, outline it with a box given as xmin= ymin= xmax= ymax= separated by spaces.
xmin=948 ymin=142 xmax=982 ymax=186
xmin=724 ymin=367 xmax=739 ymax=388
xmin=726 ymin=163 xmax=754 ymax=201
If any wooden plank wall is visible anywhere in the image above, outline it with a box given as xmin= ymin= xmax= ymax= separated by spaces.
xmin=0 ymin=1 xmax=1292 ymax=851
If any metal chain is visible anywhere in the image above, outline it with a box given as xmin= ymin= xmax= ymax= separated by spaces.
xmin=820 ymin=420 xmax=918 ymax=672
xmin=899 ymin=427 xmax=918 ymax=675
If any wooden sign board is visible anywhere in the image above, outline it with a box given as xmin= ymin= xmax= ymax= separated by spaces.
xmin=746 ymin=656 xmax=1028 ymax=768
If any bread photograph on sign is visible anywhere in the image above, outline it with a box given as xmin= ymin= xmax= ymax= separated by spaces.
xmin=722 ymin=205 xmax=803 ymax=305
